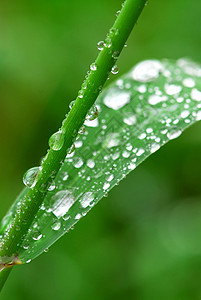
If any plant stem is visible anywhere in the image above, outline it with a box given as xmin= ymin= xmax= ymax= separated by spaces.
xmin=0 ymin=0 xmax=146 ymax=261
xmin=0 ymin=267 xmax=12 ymax=292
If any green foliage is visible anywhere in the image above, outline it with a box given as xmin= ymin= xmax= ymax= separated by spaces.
xmin=1 ymin=58 xmax=201 ymax=264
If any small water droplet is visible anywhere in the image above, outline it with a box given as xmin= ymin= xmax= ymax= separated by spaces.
xmin=150 ymin=143 xmax=160 ymax=153
xmin=90 ymin=63 xmax=97 ymax=71
xmin=73 ymin=157 xmax=84 ymax=168
xmin=180 ymin=110 xmax=190 ymax=118
xmin=68 ymin=143 xmax=75 ymax=154
xmin=116 ymin=10 xmax=121 ymax=16
xmin=87 ymin=159 xmax=95 ymax=168
xmin=48 ymin=181 xmax=56 ymax=191
xmin=86 ymin=104 xmax=98 ymax=120
xmin=69 ymin=100 xmax=75 ymax=110
xmin=75 ymin=213 xmax=82 ymax=220
xmin=136 ymin=148 xmax=145 ymax=156
xmin=32 ymin=229 xmax=42 ymax=241
xmin=51 ymin=220 xmax=61 ymax=231
xmin=112 ymin=50 xmax=119 ymax=59
xmin=164 ymin=84 xmax=182 ymax=95
xmin=103 ymin=182 xmax=110 ymax=190
xmin=49 ymin=130 xmax=65 ymax=151
xmin=97 ymin=41 xmax=104 ymax=50
xmin=23 ymin=167 xmax=41 ymax=188
xmin=78 ymin=126 xmax=86 ymax=135
xmin=128 ymin=162 xmax=136 ymax=170
xmin=167 ymin=127 xmax=182 ymax=140
xmin=111 ymin=65 xmax=119 ymax=75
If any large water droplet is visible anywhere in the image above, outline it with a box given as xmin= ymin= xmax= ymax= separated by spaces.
xmin=80 ymin=192 xmax=95 ymax=208
xmin=23 ymin=167 xmax=41 ymax=188
xmin=132 ymin=60 xmax=163 ymax=82
xmin=49 ymin=130 xmax=65 ymax=151
xmin=191 ymin=88 xmax=201 ymax=101
xmin=104 ymin=89 xmax=130 ymax=110
xmin=50 ymin=190 xmax=76 ymax=218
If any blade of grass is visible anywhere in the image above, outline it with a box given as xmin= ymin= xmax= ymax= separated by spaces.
xmin=0 ymin=0 xmax=146 ymax=289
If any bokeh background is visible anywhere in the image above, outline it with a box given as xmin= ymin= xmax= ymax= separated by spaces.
xmin=1 ymin=0 xmax=201 ymax=299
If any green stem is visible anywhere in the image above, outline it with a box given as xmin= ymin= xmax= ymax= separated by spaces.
xmin=0 ymin=0 xmax=146 ymax=260
xmin=0 ymin=267 xmax=12 ymax=292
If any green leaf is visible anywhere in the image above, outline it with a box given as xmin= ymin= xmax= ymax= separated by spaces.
xmin=1 ymin=58 xmax=201 ymax=263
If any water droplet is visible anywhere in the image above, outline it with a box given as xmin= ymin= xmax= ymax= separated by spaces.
xmin=86 ymin=105 xmax=98 ymax=120
xmin=32 ymin=229 xmax=42 ymax=241
xmin=97 ymin=41 xmax=104 ymax=50
xmin=111 ymin=65 xmax=119 ymax=75
xmin=68 ymin=143 xmax=75 ymax=154
xmin=164 ymin=84 xmax=182 ymax=95
xmin=138 ymin=133 xmax=146 ymax=140
xmin=116 ymin=10 xmax=121 ymax=16
xmin=50 ymin=190 xmax=76 ymax=218
xmin=103 ymin=182 xmax=110 ymax=190
xmin=150 ymin=143 xmax=160 ymax=153
xmin=104 ymin=89 xmax=130 ymax=110
xmin=84 ymin=118 xmax=99 ymax=127
xmin=103 ymin=133 xmax=120 ymax=148
xmin=123 ymin=114 xmax=136 ymax=125
xmin=69 ymin=100 xmax=75 ymax=109
xmin=26 ymin=259 xmax=31 ymax=264
xmin=78 ymin=126 xmax=86 ymax=135
xmin=191 ymin=88 xmax=201 ymax=101
xmin=104 ymin=37 xmax=112 ymax=48
xmin=128 ymin=162 xmax=136 ymax=170
xmin=23 ymin=167 xmax=41 ymax=188
xmin=51 ymin=220 xmax=61 ymax=231
xmin=87 ymin=159 xmax=95 ymax=168
xmin=79 ymin=192 xmax=94 ymax=208
xmin=183 ymin=78 xmax=195 ymax=88
xmin=122 ymin=150 xmax=130 ymax=158
xmin=75 ymin=213 xmax=82 ymax=220
xmin=49 ymin=130 xmax=65 ymax=151
xmin=136 ymin=148 xmax=145 ymax=156
xmin=90 ymin=63 xmax=97 ymax=71
xmin=132 ymin=60 xmax=163 ymax=82
xmin=74 ymin=140 xmax=83 ymax=148
xmin=180 ymin=110 xmax=190 ymax=118
xmin=112 ymin=51 xmax=119 ymax=59
xmin=167 ymin=127 xmax=182 ymax=140
xmin=196 ymin=111 xmax=201 ymax=121
xmin=107 ymin=174 xmax=114 ymax=182
xmin=73 ymin=157 xmax=84 ymax=168
xmin=148 ymin=95 xmax=168 ymax=105
xmin=48 ymin=181 xmax=56 ymax=191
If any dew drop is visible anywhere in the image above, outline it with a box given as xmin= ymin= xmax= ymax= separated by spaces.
xmin=97 ymin=41 xmax=104 ymax=50
xmin=51 ymin=220 xmax=61 ymax=231
xmin=191 ymin=88 xmax=201 ymax=101
xmin=86 ymin=104 xmax=98 ymax=120
xmin=123 ymin=114 xmax=136 ymax=125
xmin=87 ymin=159 xmax=95 ymax=168
xmin=23 ymin=167 xmax=41 ymax=188
xmin=164 ymin=84 xmax=182 ymax=95
xmin=180 ymin=110 xmax=190 ymax=118
xmin=69 ymin=100 xmax=75 ymax=109
xmin=111 ymin=65 xmax=119 ymax=75
xmin=112 ymin=51 xmax=119 ymax=60
xmin=167 ymin=127 xmax=182 ymax=140
xmin=183 ymin=78 xmax=195 ymax=88
xmin=128 ymin=162 xmax=136 ymax=170
xmin=136 ymin=148 xmax=145 ymax=156
xmin=80 ymin=192 xmax=94 ymax=208
xmin=32 ymin=230 xmax=42 ymax=241
xmin=49 ymin=130 xmax=65 ymax=151
xmin=68 ymin=143 xmax=75 ymax=154
xmin=103 ymin=182 xmax=110 ymax=190
xmin=90 ymin=63 xmax=97 ymax=71
xmin=73 ymin=157 xmax=84 ymax=168
xmin=132 ymin=60 xmax=163 ymax=82
xmin=104 ymin=89 xmax=130 ymax=110
xmin=103 ymin=133 xmax=120 ymax=148
xmin=50 ymin=190 xmax=76 ymax=218
xmin=150 ymin=143 xmax=160 ymax=153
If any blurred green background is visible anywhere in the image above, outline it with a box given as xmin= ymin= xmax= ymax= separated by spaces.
xmin=1 ymin=0 xmax=201 ymax=299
